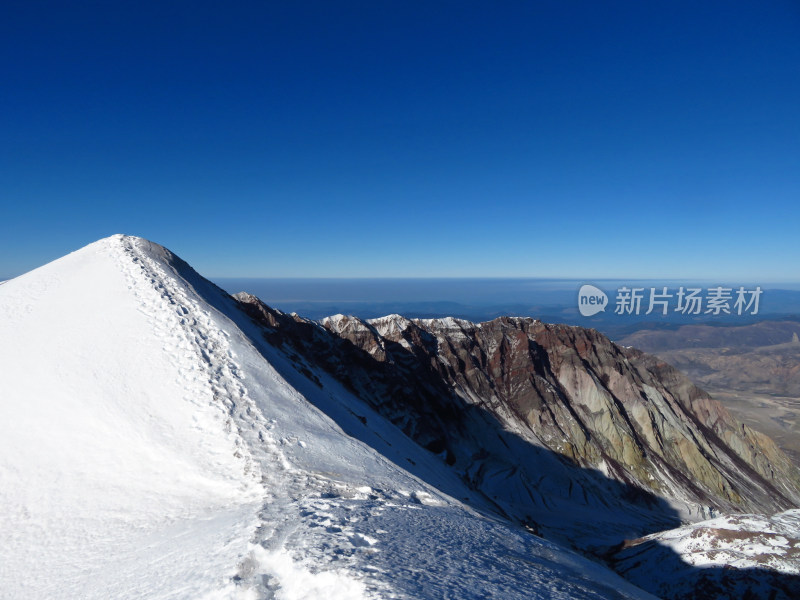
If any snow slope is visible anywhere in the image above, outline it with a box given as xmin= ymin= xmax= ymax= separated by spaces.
xmin=611 ymin=510 xmax=800 ymax=599
xmin=0 ymin=236 xmax=263 ymax=599
xmin=0 ymin=235 xmax=654 ymax=599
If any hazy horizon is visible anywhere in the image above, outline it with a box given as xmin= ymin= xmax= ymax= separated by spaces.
xmin=214 ymin=277 xmax=800 ymax=333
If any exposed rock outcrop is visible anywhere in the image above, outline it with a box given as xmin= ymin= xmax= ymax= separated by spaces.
xmin=233 ymin=294 xmax=800 ymax=549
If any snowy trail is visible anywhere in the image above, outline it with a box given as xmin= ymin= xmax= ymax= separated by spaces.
xmin=122 ymin=237 xmax=385 ymax=598
xmin=0 ymin=235 xmax=384 ymax=599
xmin=115 ymin=237 xmax=264 ymax=491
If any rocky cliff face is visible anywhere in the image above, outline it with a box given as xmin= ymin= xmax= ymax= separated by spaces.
xmin=620 ymin=321 xmax=800 ymax=465
xmin=233 ymin=294 xmax=800 ymax=549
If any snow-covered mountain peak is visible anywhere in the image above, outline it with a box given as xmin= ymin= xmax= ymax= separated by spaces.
xmin=366 ymin=314 xmax=412 ymax=336
xmin=0 ymin=233 xmax=265 ymax=598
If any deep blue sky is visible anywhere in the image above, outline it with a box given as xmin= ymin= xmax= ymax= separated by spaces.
xmin=2 ymin=1 xmax=799 ymax=280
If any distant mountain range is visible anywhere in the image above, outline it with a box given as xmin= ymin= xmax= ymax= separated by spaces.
xmin=213 ymin=277 xmax=800 ymax=341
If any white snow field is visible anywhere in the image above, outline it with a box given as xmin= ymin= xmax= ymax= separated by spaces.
xmin=0 ymin=235 xmax=654 ymax=599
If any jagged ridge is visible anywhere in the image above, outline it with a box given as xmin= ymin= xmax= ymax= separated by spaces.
xmin=233 ymin=295 xmax=800 ymax=550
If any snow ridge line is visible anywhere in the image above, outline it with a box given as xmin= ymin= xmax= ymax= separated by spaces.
xmin=110 ymin=236 xmax=292 ymax=595
xmin=113 ymin=236 xmax=264 ymax=491
xmin=111 ymin=236 xmax=381 ymax=599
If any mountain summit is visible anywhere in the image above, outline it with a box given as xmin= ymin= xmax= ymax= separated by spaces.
xmin=1 ymin=235 xmax=798 ymax=599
